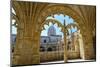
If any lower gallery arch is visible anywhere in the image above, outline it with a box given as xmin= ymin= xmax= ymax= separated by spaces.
xmin=39 ymin=17 xmax=85 ymax=63
xmin=37 ymin=5 xmax=86 ymax=62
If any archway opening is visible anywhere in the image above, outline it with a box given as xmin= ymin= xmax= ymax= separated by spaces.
xmin=39 ymin=14 xmax=84 ymax=63
xmin=40 ymin=22 xmax=63 ymax=62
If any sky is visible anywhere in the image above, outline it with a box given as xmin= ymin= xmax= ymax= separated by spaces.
xmin=12 ymin=14 xmax=77 ymax=36
xmin=41 ymin=14 xmax=77 ymax=36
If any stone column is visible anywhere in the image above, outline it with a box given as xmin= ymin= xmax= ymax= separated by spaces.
xmin=12 ymin=22 xmax=25 ymax=65
xmin=78 ymin=33 xmax=85 ymax=59
xmin=82 ymin=34 xmax=95 ymax=60
xmin=31 ymin=30 xmax=40 ymax=64
xmin=81 ymin=29 xmax=95 ymax=60
xmin=75 ymin=36 xmax=80 ymax=52
xmin=63 ymin=20 xmax=68 ymax=62
xmin=13 ymin=17 xmax=40 ymax=65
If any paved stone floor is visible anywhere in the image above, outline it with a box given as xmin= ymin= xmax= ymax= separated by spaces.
xmin=16 ymin=59 xmax=95 ymax=67
xmin=40 ymin=59 xmax=95 ymax=64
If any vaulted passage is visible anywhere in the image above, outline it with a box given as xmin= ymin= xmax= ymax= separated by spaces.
xmin=11 ymin=1 xmax=96 ymax=66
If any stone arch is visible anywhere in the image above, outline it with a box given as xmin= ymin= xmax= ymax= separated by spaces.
xmin=37 ymin=5 xmax=86 ymax=60
xmin=40 ymin=19 xmax=63 ymax=32
xmin=40 ymin=18 xmax=79 ymax=35
xmin=39 ymin=15 xmax=84 ymax=59
xmin=37 ymin=5 xmax=85 ymax=34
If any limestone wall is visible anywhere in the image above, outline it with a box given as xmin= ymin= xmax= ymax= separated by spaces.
xmin=40 ymin=51 xmax=80 ymax=62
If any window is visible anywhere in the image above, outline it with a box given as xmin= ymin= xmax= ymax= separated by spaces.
xmin=40 ymin=46 xmax=45 ymax=52
xmin=14 ymin=38 xmax=16 ymax=42
xmin=67 ymin=41 xmax=71 ymax=50
xmin=47 ymin=47 xmax=52 ymax=51
xmin=44 ymin=39 xmax=46 ymax=43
